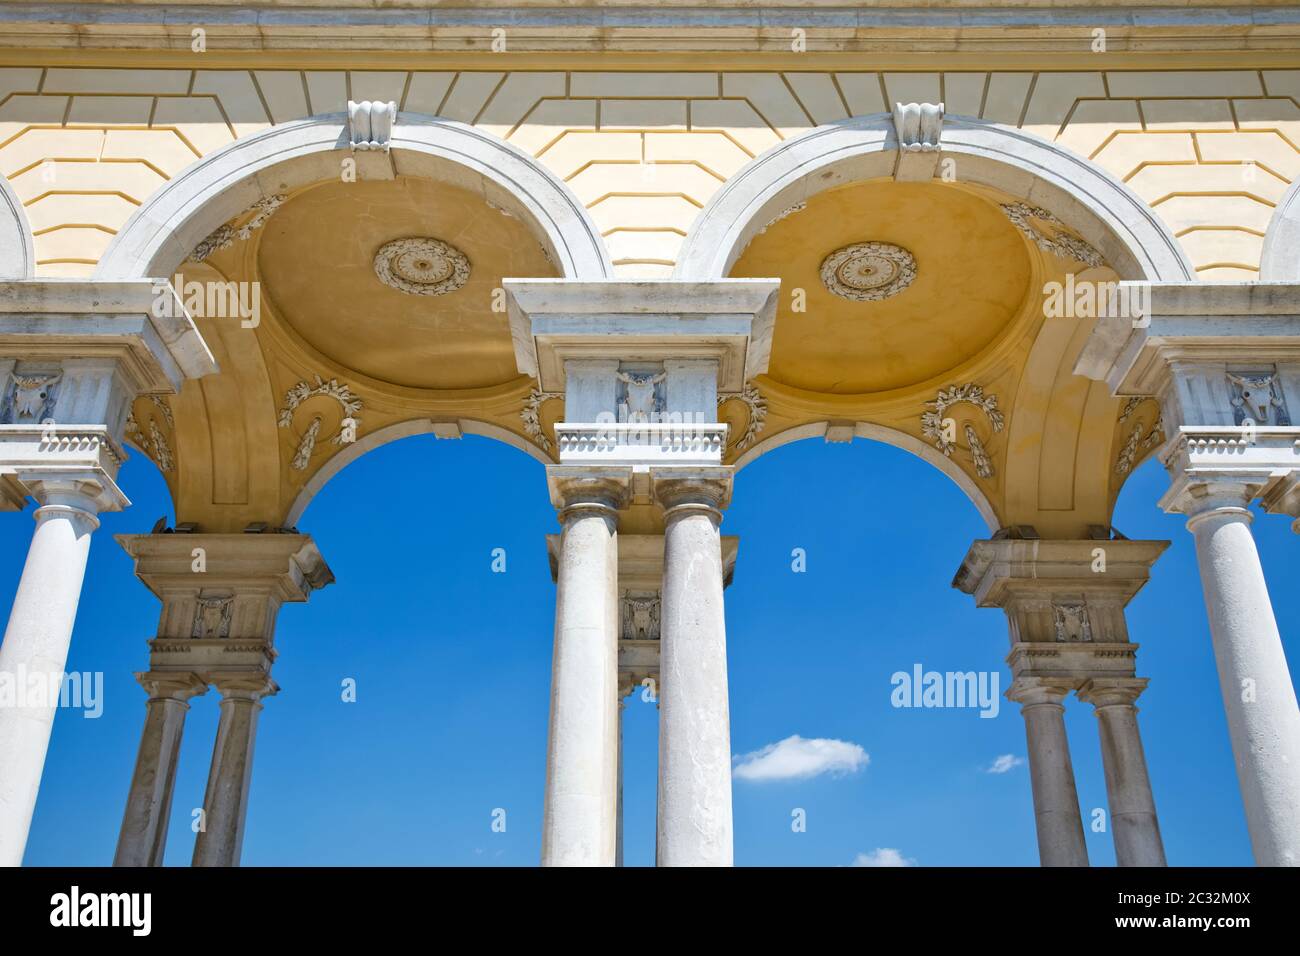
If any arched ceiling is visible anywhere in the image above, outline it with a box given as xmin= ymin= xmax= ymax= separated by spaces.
xmin=126 ymin=172 xmax=1163 ymax=538
xmin=722 ymin=178 xmax=1164 ymax=539
xmin=257 ymin=178 xmax=555 ymax=391
xmin=731 ymin=181 xmax=1031 ymax=395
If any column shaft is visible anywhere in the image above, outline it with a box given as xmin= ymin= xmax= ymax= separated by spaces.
xmin=1094 ymin=703 xmax=1166 ymax=866
xmin=1016 ymin=689 xmax=1089 ymax=866
xmin=657 ymin=493 xmax=733 ymax=867
xmin=192 ymin=685 xmax=271 ymax=867
xmin=542 ymin=499 xmax=620 ymax=866
xmin=0 ymin=500 xmax=98 ymax=866
xmin=114 ymin=676 xmax=205 ymax=867
xmin=1188 ymin=504 xmax=1300 ymax=865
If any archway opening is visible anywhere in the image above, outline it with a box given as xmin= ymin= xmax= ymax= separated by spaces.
xmin=164 ymin=431 xmax=557 ymax=865
xmin=722 ymin=433 xmax=1035 ymax=865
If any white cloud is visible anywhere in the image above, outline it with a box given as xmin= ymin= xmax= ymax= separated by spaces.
xmin=986 ymin=754 xmax=1025 ymax=774
xmin=851 ymin=848 xmax=916 ymax=867
xmin=732 ymin=735 xmax=868 ymax=783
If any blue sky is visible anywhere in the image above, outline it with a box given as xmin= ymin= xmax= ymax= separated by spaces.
xmin=6 ymin=430 xmax=1296 ymax=866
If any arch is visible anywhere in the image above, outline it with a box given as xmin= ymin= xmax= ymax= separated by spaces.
xmin=0 ymin=175 xmax=34 ymax=279
xmin=675 ymin=114 xmax=1194 ymax=283
xmin=1260 ymin=177 xmax=1300 ymax=279
xmin=284 ymin=418 xmax=550 ymax=527
xmin=94 ymin=112 xmax=612 ymax=281
xmin=733 ymin=420 xmax=1000 ymax=532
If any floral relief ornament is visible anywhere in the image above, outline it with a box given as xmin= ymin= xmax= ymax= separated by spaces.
xmin=191 ymin=195 xmax=285 ymax=263
xmin=921 ymin=383 xmax=1005 ymax=479
xmin=522 ymin=387 xmax=562 ymax=453
xmin=277 ymin=375 xmax=363 ymax=470
xmin=1000 ymin=202 xmax=1105 ymax=268
xmin=719 ymin=383 xmax=767 ymax=452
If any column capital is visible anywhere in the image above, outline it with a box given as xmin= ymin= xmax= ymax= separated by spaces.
xmin=546 ymin=464 xmax=632 ymax=516
xmin=952 ymin=536 xmax=1167 ymax=654
xmin=1078 ymin=676 xmax=1149 ymax=709
xmin=1007 ymin=676 xmax=1075 ymax=707
xmin=117 ymin=531 xmax=333 ymax=682
xmin=651 ymin=466 xmax=733 ymax=516
xmin=1162 ymin=477 xmax=1256 ymax=523
xmin=27 ymin=473 xmax=127 ymax=517
xmin=209 ymin=673 xmax=278 ymax=702
xmin=136 ymin=670 xmax=207 ymax=703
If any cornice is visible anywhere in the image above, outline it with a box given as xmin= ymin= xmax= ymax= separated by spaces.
xmin=2 ymin=5 xmax=1300 ymax=62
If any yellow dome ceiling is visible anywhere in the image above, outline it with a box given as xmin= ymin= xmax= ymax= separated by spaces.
xmin=255 ymin=176 xmax=558 ymax=391
xmin=730 ymin=180 xmax=1032 ymax=394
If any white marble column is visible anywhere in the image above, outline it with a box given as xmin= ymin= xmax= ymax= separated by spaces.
xmin=1009 ymin=677 xmax=1089 ymax=867
xmin=1183 ymin=486 xmax=1300 ymax=866
xmin=192 ymin=675 xmax=276 ymax=867
xmin=1079 ymin=677 xmax=1166 ymax=866
xmin=541 ymin=469 xmax=626 ymax=867
xmin=654 ymin=470 xmax=734 ymax=867
xmin=114 ymin=672 xmax=206 ymax=867
xmin=0 ymin=478 xmax=108 ymax=866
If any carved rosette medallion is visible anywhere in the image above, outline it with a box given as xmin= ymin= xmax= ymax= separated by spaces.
xmin=373 ymin=237 xmax=470 ymax=296
xmin=820 ymin=242 xmax=916 ymax=302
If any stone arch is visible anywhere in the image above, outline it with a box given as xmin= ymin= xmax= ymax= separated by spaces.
xmin=674 ymin=114 xmax=1193 ymax=282
xmin=1260 ymin=177 xmax=1300 ymax=279
xmin=733 ymin=421 xmax=1000 ymax=532
xmin=0 ymin=175 xmax=34 ymax=279
xmin=284 ymin=418 xmax=549 ymax=528
xmin=94 ymin=112 xmax=612 ymax=281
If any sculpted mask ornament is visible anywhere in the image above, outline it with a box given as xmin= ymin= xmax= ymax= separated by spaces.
xmin=622 ymin=594 xmax=661 ymax=642
xmin=616 ymin=368 xmax=666 ymax=423
xmin=1053 ymin=604 xmax=1093 ymax=643
xmin=0 ymin=371 xmax=60 ymax=424
xmin=192 ymin=596 xmax=234 ymax=639
xmin=1227 ymin=372 xmax=1290 ymax=426
xmin=373 ymin=237 xmax=470 ymax=296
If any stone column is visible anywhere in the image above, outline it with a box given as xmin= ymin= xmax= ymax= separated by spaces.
xmin=1009 ymin=678 xmax=1089 ymax=867
xmin=615 ymin=695 xmax=626 ymax=868
xmin=115 ymin=532 xmax=333 ymax=867
xmin=192 ymin=675 xmax=276 ymax=867
xmin=1079 ymin=677 xmax=1166 ymax=866
xmin=653 ymin=468 xmax=734 ymax=867
xmin=0 ymin=477 xmax=118 ymax=866
xmin=541 ymin=467 xmax=629 ymax=867
xmin=114 ymin=672 xmax=207 ymax=867
xmin=1182 ymin=486 xmax=1300 ymax=866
